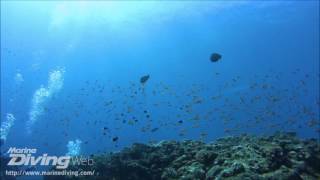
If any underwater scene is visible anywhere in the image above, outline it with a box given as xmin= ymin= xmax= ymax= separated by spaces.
xmin=0 ymin=1 xmax=319 ymax=180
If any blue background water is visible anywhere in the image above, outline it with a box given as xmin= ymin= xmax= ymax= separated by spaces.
xmin=1 ymin=1 xmax=319 ymax=158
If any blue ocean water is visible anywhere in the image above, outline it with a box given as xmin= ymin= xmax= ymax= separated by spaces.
xmin=1 ymin=0 xmax=319 ymax=159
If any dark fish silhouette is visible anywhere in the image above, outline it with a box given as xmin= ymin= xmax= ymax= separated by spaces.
xmin=140 ymin=75 xmax=150 ymax=84
xmin=112 ymin=137 xmax=119 ymax=142
xmin=210 ymin=53 xmax=222 ymax=62
xmin=151 ymin=128 xmax=159 ymax=132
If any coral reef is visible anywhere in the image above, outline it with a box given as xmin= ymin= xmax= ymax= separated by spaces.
xmin=46 ymin=132 xmax=319 ymax=179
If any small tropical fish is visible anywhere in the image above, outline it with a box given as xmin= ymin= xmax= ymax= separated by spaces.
xmin=210 ymin=53 xmax=222 ymax=62
xmin=140 ymin=75 xmax=150 ymax=84
xmin=151 ymin=127 xmax=159 ymax=132
xmin=112 ymin=137 xmax=119 ymax=142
